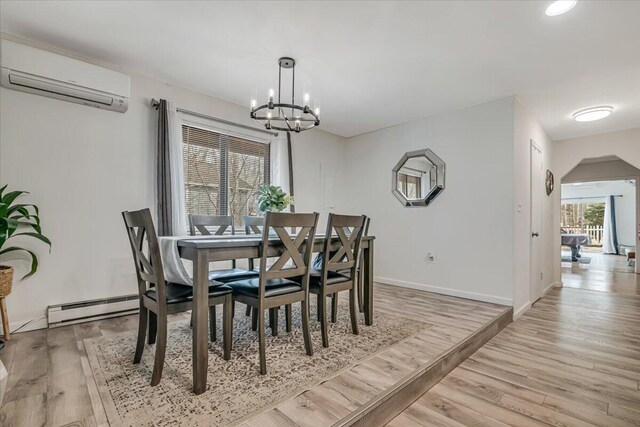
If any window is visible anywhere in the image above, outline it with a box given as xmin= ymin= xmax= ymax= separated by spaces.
xmin=560 ymin=202 xmax=605 ymax=245
xmin=182 ymin=124 xmax=270 ymax=227
xmin=396 ymin=172 xmax=422 ymax=199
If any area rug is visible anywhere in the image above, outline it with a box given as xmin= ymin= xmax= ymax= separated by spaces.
xmin=85 ymin=302 xmax=428 ymax=426
xmin=561 ymin=256 xmax=592 ymax=264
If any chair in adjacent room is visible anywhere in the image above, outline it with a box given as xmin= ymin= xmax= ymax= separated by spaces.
xmin=226 ymin=211 xmax=318 ymax=374
xmin=310 ymin=213 xmax=366 ymax=348
xmin=123 ymin=208 xmax=233 ymax=386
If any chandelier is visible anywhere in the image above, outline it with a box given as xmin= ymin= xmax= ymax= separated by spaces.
xmin=250 ymin=57 xmax=320 ymax=133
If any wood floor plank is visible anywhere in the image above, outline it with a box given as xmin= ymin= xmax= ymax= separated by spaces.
xmin=388 ymin=269 xmax=640 ymax=427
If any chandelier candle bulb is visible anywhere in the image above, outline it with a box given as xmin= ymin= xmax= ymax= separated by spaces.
xmin=304 ymin=92 xmax=310 ymax=105
xmin=250 ymin=99 xmax=257 ymax=109
xmin=268 ymin=89 xmax=274 ymax=102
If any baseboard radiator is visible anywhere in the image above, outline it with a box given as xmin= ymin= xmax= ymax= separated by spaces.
xmin=47 ymin=294 xmax=139 ymax=328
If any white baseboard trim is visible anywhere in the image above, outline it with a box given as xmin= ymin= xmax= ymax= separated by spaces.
xmin=0 ymin=316 xmax=48 ymax=336
xmin=543 ymin=282 xmax=557 ymax=296
xmin=513 ymin=301 xmax=531 ymax=320
xmin=552 ymin=281 xmax=563 ymax=288
xmin=375 ymin=276 xmax=513 ymax=306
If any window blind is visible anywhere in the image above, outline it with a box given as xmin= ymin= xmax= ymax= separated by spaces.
xmin=182 ymin=124 xmax=270 ymax=227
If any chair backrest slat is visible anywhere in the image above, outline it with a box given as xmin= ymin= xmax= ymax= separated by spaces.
xmin=243 ymin=215 xmax=264 ymax=235
xmin=321 ymin=214 xmax=367 ymax=281
xmin=188 ymin=214 xmax=234 ymax=236
xmin=122 ymin=208 xmax=167 ymax=307
xmin=259 ymin=212 xmax=318 ymax=294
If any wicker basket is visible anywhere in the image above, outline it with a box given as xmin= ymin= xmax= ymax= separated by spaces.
xmin=0 ymin=265 xmax=13 ymax=298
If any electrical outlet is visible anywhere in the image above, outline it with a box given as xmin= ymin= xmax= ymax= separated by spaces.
xmin=426 ymin=252 xmax=436 ymax=263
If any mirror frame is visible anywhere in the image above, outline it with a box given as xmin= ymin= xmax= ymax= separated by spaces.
xmin=392 ymin=148 xmax=446 ymax=207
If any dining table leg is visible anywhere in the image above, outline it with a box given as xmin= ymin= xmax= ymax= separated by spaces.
xmin=192 ymin=249 xmax=209 ymax=394
xmin=363 ymin=240 xmax=374 ymax=326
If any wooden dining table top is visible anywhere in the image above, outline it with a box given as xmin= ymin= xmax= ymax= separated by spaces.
xmin=175 ymin=233 xmax=375 ymax=248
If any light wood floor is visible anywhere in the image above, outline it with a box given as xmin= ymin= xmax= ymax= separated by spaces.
xmin=562 ymin=248 xmax=635 ymax=274
xmin=0 ymin=284 xmax=508 ymax=427
xmin=388 ymin=278 xmax=640 ymax=425
xmin=562 ymin=250 xmax=639 ymax=296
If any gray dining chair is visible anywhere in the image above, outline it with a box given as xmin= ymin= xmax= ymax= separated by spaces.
xmin=310 ymin=213 xmax=366 ymax=348
xmin=122 ymin=208 xmax=233 ymax=386
xmin=188 ymin=214 xmax=260 ymax=283
xmin=357 ymin=217 xmax=371 ymax=313
xmin=226 ymin=211 xmax=319 ymax=374
xmin=243 ymin=215 xmax=292 ymax=333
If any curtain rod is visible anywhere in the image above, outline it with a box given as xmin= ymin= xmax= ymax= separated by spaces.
xmin=151 ymin=98 xmax=279 ymax=137
xmin=562 ymin=195 xmax=623 ymax=200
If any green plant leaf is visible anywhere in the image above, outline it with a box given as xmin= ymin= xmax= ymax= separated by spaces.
xmin=0 ymin=246 xmax=39 ymax=279
xmin=11 ymin=232 xmax=52 ymax=250
xmin=8 ymin=203 xmax=39 ymax=216
xmin=2 ymin=190 xmax=28 ymax=207
xmin=0 ymin=185 xmax=6 ymax=199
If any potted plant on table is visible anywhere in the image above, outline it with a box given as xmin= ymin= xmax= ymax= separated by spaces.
xmin=0 ymin=185 xmax=51 ymax=346
xmin=255 ymin=184 xmax=294 ymax=213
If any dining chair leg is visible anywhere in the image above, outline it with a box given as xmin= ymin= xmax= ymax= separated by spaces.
xmin=251 ymin=307 xmax=258 ymax=331
xmin=231 ymin=300 xmax=236 ymax=319
xmin=150 ymin=313 xmax=167 ymax=386
xmin=331 ymin=293 xmax=338 ymax=323
xmin=285 ymin=304 xmax=292 ymax=332
xmin=349 ymin=289 xmax=359 ymax=335
xmin=190 ymin=310 xmax=194 ymax=327
xmin=245 ymin=305 xmax=252 ymax=316
xmin=357 ymin=267 xmax=365 ymax=313
xmin=257 ymin=308 xmax=267 ymax=375
xmin=301 ymin=299 xmax=313 ymax=356
xmin=133 ymin=303 xmax=148 ymax=364
xmin=269 ymin=307 xmax=279 ymax=336
xmin=148 ymin=311 xmax=157 ymax=345
xmin=319 ymin=293 xmax=329 ymax=348
xmin=223 ymin=296 xmax=233 ymax=361
xmin=316 ymin=294 xmax=322 ymax=321
xmin=209 ymin=305 xmax=217 ymax=342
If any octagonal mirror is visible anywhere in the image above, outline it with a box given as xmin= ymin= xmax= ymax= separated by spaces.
xmin=392 ymin=149 xmax=445 ymax=207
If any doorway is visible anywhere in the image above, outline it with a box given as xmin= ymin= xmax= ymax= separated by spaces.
xmin=530 ymin=141 xmax=544 ymax=302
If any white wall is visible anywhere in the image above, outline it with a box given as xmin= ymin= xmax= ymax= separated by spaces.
xmin=0 ymin=38 xmax=347 ymax=331
xmin=553 ymin=128 xmax=640 ymax=278
xmin=561 ymin=180 xmax=637 ymax=247
xmin=343 ymin=97 xmax=516 ymax=306
xmin=513 ymin=98 xmax=556 ymax=318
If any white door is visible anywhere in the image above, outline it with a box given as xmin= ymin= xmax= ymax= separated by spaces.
xmin=530 ymin=141 xmax=544 ymax=302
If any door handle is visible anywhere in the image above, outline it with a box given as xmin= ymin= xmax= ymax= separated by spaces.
xmin=532 ymin=232 xmax=539 ymax=237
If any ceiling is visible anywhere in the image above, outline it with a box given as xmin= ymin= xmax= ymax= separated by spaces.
xmin=1 ymin=1 xmax=639 ymax=139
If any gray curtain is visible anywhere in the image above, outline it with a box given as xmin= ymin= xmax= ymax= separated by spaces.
xmin=157 ymin=99 xmax=173 ymax=236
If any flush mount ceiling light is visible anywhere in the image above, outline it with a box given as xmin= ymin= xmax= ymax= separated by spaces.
xmin=250 ymin=57 xmax=320 ymax=133
xmin=573 ymin=106 xmax=614 ymax=122
xmin=545 ymin=0 xmax=577 ymax=16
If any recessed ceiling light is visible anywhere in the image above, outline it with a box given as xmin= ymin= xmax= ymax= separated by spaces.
xmin=545 ymin=0 xmax=577 ymax=16
xmin=573 ymin=106 xmax=613 ymax=122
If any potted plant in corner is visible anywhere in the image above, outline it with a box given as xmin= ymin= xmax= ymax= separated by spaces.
xmin=255 ymin=184 xmax=294 ymax=214
xmin=0 ymin=185 xmax=51 ymax=347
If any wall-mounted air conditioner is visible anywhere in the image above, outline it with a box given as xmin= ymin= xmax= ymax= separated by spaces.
xmin=1 ymin=39 xmax=130 ymax=112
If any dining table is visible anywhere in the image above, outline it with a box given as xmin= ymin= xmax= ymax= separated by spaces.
xmin=175 ymin=233 xmax=375 ymax=394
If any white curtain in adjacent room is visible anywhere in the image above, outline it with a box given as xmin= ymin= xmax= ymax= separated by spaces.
xmin=167 ymin=101 xmax=188 ymax=236
xmin=602 ymin=195 xmax=618 ymax=254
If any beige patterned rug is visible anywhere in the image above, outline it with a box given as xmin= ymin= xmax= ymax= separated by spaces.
xmin=85 ymin=302 xmax=428 ymax=426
